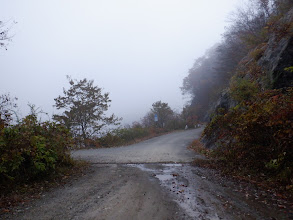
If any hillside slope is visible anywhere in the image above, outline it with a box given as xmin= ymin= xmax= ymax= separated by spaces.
xmin=200 ymin=7 xmax=293 ymax=188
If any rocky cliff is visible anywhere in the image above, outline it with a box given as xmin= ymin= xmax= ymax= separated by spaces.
xmin=202 ymin=8 xmax=293 ymax=149
xmin=258 ymin=8 xmax=293 ymax=89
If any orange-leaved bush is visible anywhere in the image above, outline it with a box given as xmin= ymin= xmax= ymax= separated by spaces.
xmin=203 ymin=88 xmax=293 ymax=184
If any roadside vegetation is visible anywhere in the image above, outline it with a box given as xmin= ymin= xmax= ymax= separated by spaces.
xmin=0 ymin=95 xmax=89 ymax=213
xmin=3 ymin=0 xmax=292 ymax=213
xmin=203 ymin=89 xmax=292 ymax=186
xmin=0 ymin=81 xmax=187 ymax=189
xmin=183 ymin=0 xmax=293 ymax=193
xmin=0 ymin=77 xmax=191 ymax=211
xmin=0 ymin=113 xmax=73 ymax=186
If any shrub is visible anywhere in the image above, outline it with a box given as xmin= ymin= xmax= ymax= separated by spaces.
xmin=249 ymin=44 xmax=266 ymax=61
xmin=99 ymin=127 xmax=152 ymax=147
xmin=230 ymin=77 xmax=259 ymax=102
xmin=0 ymin=114 xmax=73 ymax=184
xmin=97 ymin=127 xmax=166 ymax=148
xmin=202 ymin=88 xmax=293 ymax=184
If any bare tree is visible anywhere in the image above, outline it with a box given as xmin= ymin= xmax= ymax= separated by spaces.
xmin=0 ymin=20 xmax=16 ymax=50
xmin=0 ymin=93 xmax=18 ymax=126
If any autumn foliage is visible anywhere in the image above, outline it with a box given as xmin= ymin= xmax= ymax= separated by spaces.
xmin=0 ymin=114 xmax=73 ymax=185
xmin=181 ymin=0 xmax=293 ymax=189
xmin=203 ymin=88 xmax=293 ymax=184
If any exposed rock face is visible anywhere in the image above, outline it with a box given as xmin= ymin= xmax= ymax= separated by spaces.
xmin=204 ymin=89 xmax=237 ymax=122
xmin=202 ymin=88 xmax=238 ymax=148
xmin=203 ymin=8 xmax=293 ymax=149
xmin=258 ymin=8 xmax=293 ymax=89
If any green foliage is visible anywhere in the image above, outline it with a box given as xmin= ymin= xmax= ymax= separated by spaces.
xmin=141 ymin=101 xmax=184 ymax=129
xmin=98 ymin=127 xmax=161 ymax=147
xmin=151 ymin=101 xmax=174 ymax=128
xmin=203 ymin=88 xmax=293 ymax=184
xmin=114 ymin=127 xmax=150 ymax=142
xmin=239 ymin=27 xmax=269 ymax=49
xmin=0 ymin=114 xmax=73 ymax=184
xmin=284 ymin=66 xmax=293 ymax=73
xmin=230 ymin=77 xmax=259 ymax=102
xmin=73 ymin=100 xmax=182 ymax=149
xmin=54 ymin=76 xmax=121 ymax=145
xmin=249 ymin=44 xmax=267 ymax=61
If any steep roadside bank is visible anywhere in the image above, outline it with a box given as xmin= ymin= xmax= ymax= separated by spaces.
xmin=199 ymin=7 xmax=293 ymax=192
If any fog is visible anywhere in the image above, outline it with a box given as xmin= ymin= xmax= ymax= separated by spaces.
xmin=0 ymin=0 xmax=241 ymax=125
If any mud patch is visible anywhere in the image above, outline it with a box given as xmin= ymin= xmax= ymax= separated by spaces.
xmin=128 ymin=164 xmax=215 ymax=219
xmin=128 ymin=163 xmax=292 ymax=220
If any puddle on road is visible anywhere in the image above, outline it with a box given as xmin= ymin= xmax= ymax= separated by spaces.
xmin=126 ymin=164 xmax=287 ymax=220
xmin=155 ymin=174 xmax=173 ymax=181
xmin=127 ymin=163 xmax=215 ymax=219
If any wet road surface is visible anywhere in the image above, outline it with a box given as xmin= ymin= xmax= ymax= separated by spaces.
xmin=3 ymin=128 xmax=291 ymax=220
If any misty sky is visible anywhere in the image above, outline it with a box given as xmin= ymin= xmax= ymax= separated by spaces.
xmin=0 ymin=0 xmax=242 ymax=125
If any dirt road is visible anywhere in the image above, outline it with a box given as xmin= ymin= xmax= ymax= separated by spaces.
xmin=3 ymin=128 xmax=292 ymax=220
xmin=71 ymin=128 xmax=205 ymax=163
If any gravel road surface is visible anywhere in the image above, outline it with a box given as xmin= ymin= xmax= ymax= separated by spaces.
xmin=71 ymin=128 xmax=205 ymax=163
xmin=3 ymin=128 xmax=291 ymax=220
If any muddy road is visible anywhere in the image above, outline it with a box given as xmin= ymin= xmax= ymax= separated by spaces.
xmin=3 ymin=128 xmax=291 ymax=220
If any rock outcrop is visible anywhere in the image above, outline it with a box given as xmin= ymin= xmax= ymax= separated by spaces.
xmin=258 ymin=8 xmax=293 ymax=89
xmin=203 ymin=8 xmax=293 ymax=149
